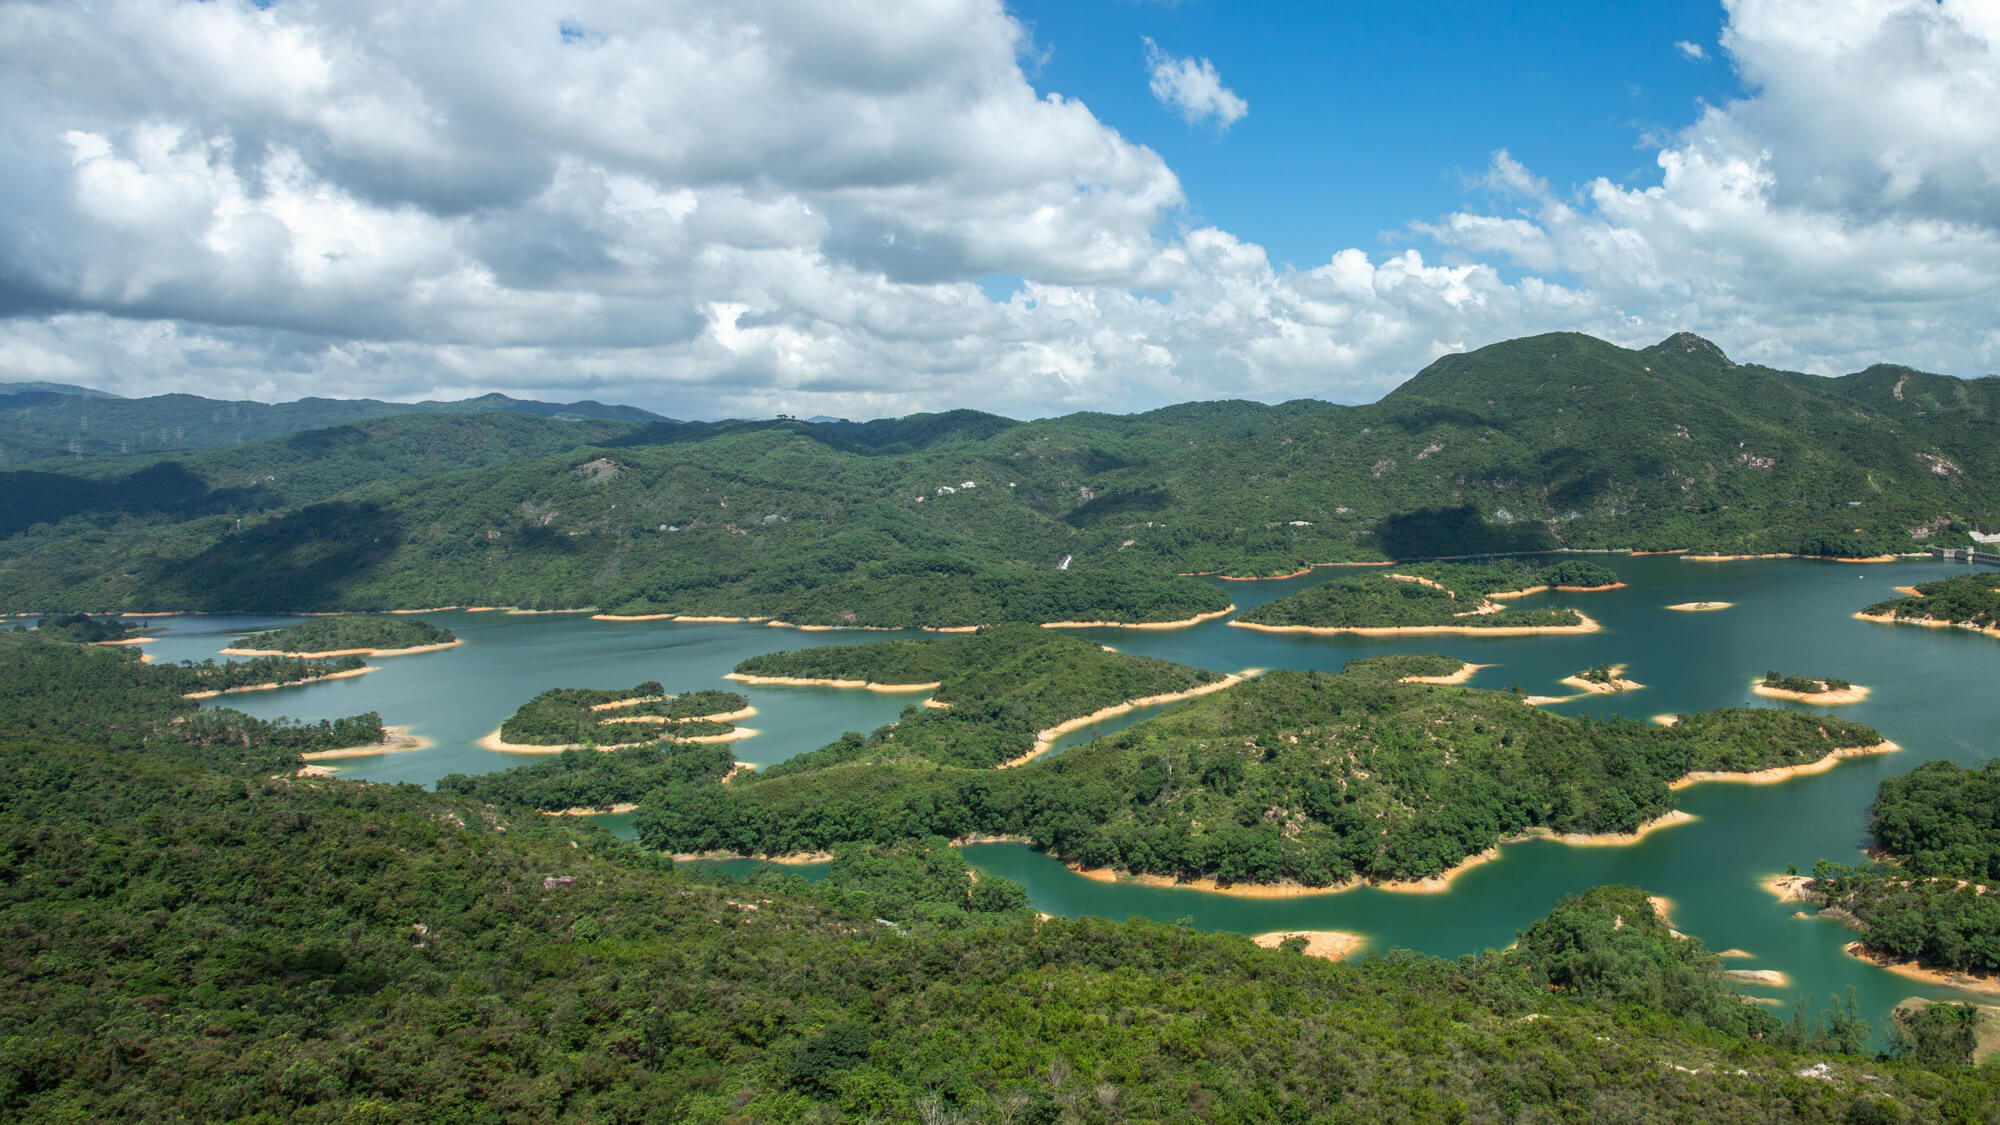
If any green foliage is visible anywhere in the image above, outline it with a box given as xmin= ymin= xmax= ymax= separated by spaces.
xmin=5 ymin=739 xmax=1997 ymax=1121
xmin=437 ymin=742 xmax=736 ymax=811
xmin=1238 ymin=568 xmax=1587 ymax=629
xmin=232 ymin=614 xmax=455 ymax=653
xmin=31 ymin=613 xmax=142 ymax=643
xmin=1762 ymin=671 xmax=1853 ymax=693
xmin=1892 ymin=1002 xmax=1982 ymax=1069
xmin=1329 ymin=653 xmax=1466 ymax=682
xmin=1873 ymin=760 xmax=2000 ymax=879
xmin=643 ymin=663 xmax=1883 ymax=886
xmin=493 ymin=683 xmax=747 ymax=748
xmin=1864 ymin=575 xmax=2000 ymax=631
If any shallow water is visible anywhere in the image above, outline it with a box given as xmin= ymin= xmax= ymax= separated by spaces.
xmin=134 ymin=554 xmax=2000 ymax=1034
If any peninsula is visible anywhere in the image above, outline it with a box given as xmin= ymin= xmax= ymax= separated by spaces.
xmin=222 ymin=614 xmax=460 ymax=658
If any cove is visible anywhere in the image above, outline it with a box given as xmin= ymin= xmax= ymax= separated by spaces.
xmin=135 ymin=553 xmax=2000 ymax=1033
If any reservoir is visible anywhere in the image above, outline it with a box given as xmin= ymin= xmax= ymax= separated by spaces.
xmin=136 ymin=553 xmax=2000 ymax=1031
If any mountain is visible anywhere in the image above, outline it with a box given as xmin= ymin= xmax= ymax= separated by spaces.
xmin=0 ymin=386 xmax=670 ymax=462
xmin=1 ymin=331 xmax=1995 ymax=619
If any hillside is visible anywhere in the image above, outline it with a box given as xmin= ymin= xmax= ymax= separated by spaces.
xmin=0 ymin=385 xmax=666 ymax=462
xmin=2 ymin=331 xmax=1997 ymax=620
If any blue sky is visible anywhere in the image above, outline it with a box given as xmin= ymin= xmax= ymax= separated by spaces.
xmin=1013 ymin=0 xmax=1741 ymax=271
xmin=1 ymin=0 xmax=1996 ymax=418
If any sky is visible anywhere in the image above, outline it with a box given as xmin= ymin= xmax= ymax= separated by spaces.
xmin=1 ymin=0 xmax=1997 ymax=420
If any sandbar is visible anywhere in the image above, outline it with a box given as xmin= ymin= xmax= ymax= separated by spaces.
xmin=300 ymin=724 xmax=430 ymax=761
xmin=479 ymin=729 xmax=653 ymax=754
xmin=1664 ymin=601 xmax=1733 ymax=612
xmin=88 ymin=636 xmax=155 ymax=646
xmin=1041 ymin=605 xmax=1237 ymax=630
xmin=1400 ymin=661 xmax=1491 ymax=686
xmin=1763 ymin=874 xmax=1815 ymax=903
xmin=598 ymin=706 xmax=758 ymax=725
xmin=1669 ymin=741 xmax=1900 ymax=790
xmin=592 ymin=612 xmax=773 ymax=624
xmin=1229 ymin=612 xmax=1599 ymax=638
xmin=1725 ymin=969 xmax=1789 ymax=987
xmin=1847 ymin=943 xmax=2000 ymax=999
xmin=181 ymin=665 xmax=376 ymax=699
xmin=1002 ymin=671 xmax=1255 ymax=768
xmin=389 ymin=607 xmax=458 ymax=614
xmin=504 ymin=607 xmax=596 ymax=615
xmin=1522 ymin=694 xmax=1581 ymax=707
xmin=1752 ymin=680 xmax=1871 ymax=705
xmin=1504 ymin=809 xmax=1696 ymax=848
xmin=724 ymin=672 xmax=942 ymax=692
xmin=1252 ymin=930 xmax=1366 ymax=961
xmin=1558 ymin=664 xmax=1643 ymax=694
xmin=295 ymin=764 xmax=339 ymax=777
xmin=1892 ymin=586 xmax=1924 ymax=597
xmin=671 ymin=849 xmax=837 ymax=865
xmin=1488 ymin=582 xmax=1627 ymax=599
xmin=588 ymin=695 xmax=664 ymax=711
xmin=1686 ymin=553 xmax=1794 ymax=562
xmin=220 ymin=639 xmax=463 ymax=659
xmin=542 ymin=802 xmax=640 ymax=817
xmin=1652 ymin=714 xmax=1683 ymax=727
xmin=590 ymin=612 xmax=679 ymax=621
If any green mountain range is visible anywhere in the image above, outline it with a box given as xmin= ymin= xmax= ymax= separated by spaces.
xmin=2 ymin=331 xmax=1994 ymax=621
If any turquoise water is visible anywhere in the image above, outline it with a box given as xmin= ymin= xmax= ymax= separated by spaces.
xmin=135 ymin=555 xmax=2000 ymax=1030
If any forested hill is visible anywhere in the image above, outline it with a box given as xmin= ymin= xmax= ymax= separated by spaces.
xmin=0 ymin=385 xmax=667 ymax=462
xmin=5 ymin=331 xmax=2000 ymax=619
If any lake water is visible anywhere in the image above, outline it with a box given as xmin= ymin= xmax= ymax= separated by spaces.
xmin=135 ymin=554 xmax=2000 ymax=1033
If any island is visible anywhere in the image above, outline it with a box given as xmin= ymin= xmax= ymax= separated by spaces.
xmin=223 ymin=614 xmax=460 ymax=657
xmin=632 ymin=649 xmax=1887 ymax=892
xmin=1231 ymin=562 xmax=1605 ymax=636
xmin=1665 ymin=600 xmax=1733 ymax=612
xmin=482 ymin=683 xmax=755 ymax=752
xmin=32 ymin=612 xmax=154 ymax=644
xmin=1857 ymin=575 xmax=2000 ymax=636
xmin=1783 ymin=760 xmax=2000 ymax=997
xmin=173 ymin=653 xmax=374 ymax=698
xmin=1562 ymin=662 xmax=1644 ymax=693
xmin=1753 ymin=671 xmax=1869 ymax=705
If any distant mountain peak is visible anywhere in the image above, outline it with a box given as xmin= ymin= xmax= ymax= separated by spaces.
xmin=1647 ymin=332 xmax=1733 ymax=366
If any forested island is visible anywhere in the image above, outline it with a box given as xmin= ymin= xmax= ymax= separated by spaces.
xmin=1755 ymin=671 xmax=1868 ymax=704
xmin=30 ymin=613 xmax=151 ymax=644
xmin=488 ymin=684 xmax=754 ymax=751
xmin=1232 ymin=562 xmax=1608 ymax=634
xmin=1858 ymin=574 xmax=2000 ymax=635
xmin=1789 ymin=760 xmax=2000 ymax=982
xmin=173 ymin=653 xmax=372 ymax=698
xmin=224 ymin=614 xmax=459 ymax=656
xmin=633 ymin=652 xmax=1887 ymax=888
xmin=736 ymin=625 xmax=1227 ymax=771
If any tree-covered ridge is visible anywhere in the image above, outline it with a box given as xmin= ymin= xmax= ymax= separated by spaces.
xmin=1862 ymin=574 xmax=2000 ymax=630
xmin=743 ymin=625 xmax=1220 ymax=771
xmin=1763 ymin=671 xmax=1854 ymax=694
xmin=231 ymin=614 xmax=457 ymax=654
xmin=0 ymin=631 xmax=387 ymax=774
xmin=639 ymin=661 xmax=1885 ymax=885
xmin=1236 ymin=570 xmax=1587 ymax=630
xmin=170 ymin=653 xmax=369 ymax=694
xmin=495 ymin=684 xmax=750 ymax=747
xmin=7 ymin=741 xmax=1990 ymax=1121
xmin=29 ymin=613 xmax=146 ymax=643
xmin=1795 ymin=761 xmax=2000 ymax=976
xmin=7 ymin=333 xmax=2000 ymax=623
xmin=437 ymin=742 xmax=737 ymax=811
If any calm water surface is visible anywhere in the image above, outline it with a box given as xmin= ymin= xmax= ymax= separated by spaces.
xmin=136 ymin=555 xmax=2000 ymax=1032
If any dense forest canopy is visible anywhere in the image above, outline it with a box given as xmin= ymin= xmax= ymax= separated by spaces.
xmin=2 ymin=332 xmax=1995 ymax=624
xmin=230 ymin=614 xmax=456 ymax=654
xmin=1235 ymin=569 xmax=1588 ymax=630
xmin=1862 ymin=574 xmax=2000 ymax=630
xmin=494 ymin=685 xmax=750 ymax=748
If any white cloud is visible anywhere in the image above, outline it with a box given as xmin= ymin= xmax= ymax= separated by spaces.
xmin=1676 ymin=40 xmax=1708 ymax=60
xmin=0 ymin=0 xmax=1995 ymax=421
xmin=1142 ymin=38 xmax=1249 ymax=130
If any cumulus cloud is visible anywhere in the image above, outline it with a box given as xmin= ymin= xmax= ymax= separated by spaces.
xmin=1676 ymin=40 xmax=1708 ymax=60
xmin=1141 ymin=37 xmax=1249 ymax=130
xmin=0 ymin=0 xmax=1994 ymax=420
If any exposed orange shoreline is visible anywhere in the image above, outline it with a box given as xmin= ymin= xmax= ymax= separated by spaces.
xmin=1856 ymin=610 xmax=2000 ymax=639
xmin=1487 ymin=582 xmax=1627 ymax=599
xmin=1000 ymin=671 xmax=1259 ymax=769
xmin=1400 ymin=661 xmax=1490 ymax=686
xmin=543 ymin=802 xmax=640 ymax=817
xmin=723 ymin=672 xmax=942 ymax=692
xmin=1040 ymin=606 xmax=1236 ymax=630
xmin=299 ymin=724 xmax=430 ymax=762
xmin=1229 ymin=612 xmax=1600 ymax=638
xmin=479 ymin=725 xmax=760 ymax=753
xmin=1752 ymin=680 xmax=1871 ymax=705
xmin=220 ymin=639 xmax=463 ymax=659
xmin=1669 ymin=741 xmax=1899 ymax=789
xmin=1063 ymin=810 xmax=1695 ymax=899
xmin=182 ymin=665 xmax=377 ymax=699
xmin=1252 ymin=930 xmax=1366 ymax=961
xmin=1846 ymin=943 xmax=2000 ymax=999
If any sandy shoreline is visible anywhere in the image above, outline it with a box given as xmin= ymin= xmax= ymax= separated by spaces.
xmin=299 ymin=725 xmax=430 ymax=761
xmin=1040 ymin=605 xmax=1237 ymax=630
xmin=220 ymin=639 xmax=463 ymax=658
xmin=1670 ymin=741 xmax=1900 ymax=789
xmin=89 ymin=636 xmax=155 ymax=646
xmin=1400 ymin=661 xmax=1491 ymax=685
xmin=1664 ymin=601 xmax=1733 ymax=612
xmin=1488 ymin=582 xmax=1627 ymax=599
xmin=182 ymin=665 xmax=376 ymax=699
xmin=479 ymin=725 xmax=757 ymax=753
xmin=724 ymin=672 xmax=942 ymax=692
xmin=1001 ymin=671 xmax=1256 ymax=768
xmin=1252 ymin=930 xmax=1366 ymax=961
xmin=1558 ymin=664 xmax=1642 ymax=694
xmin=587 ymin=695 xmax=664 ymax=711
xmin=543 ymin=802 xmax=640 ymax=817
xmin=1752 ymin=680 xmax=1870 ymax=705
xmin=1229 ymin=611 xmax=1600 ymax=638
xmin=599 ymin=706 xmax=759 ymax=725
xmin=1847 ymin=943 xmax=2000 ymax=999
xmin=1855 ymin=610 xmax=2000 ymax=639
